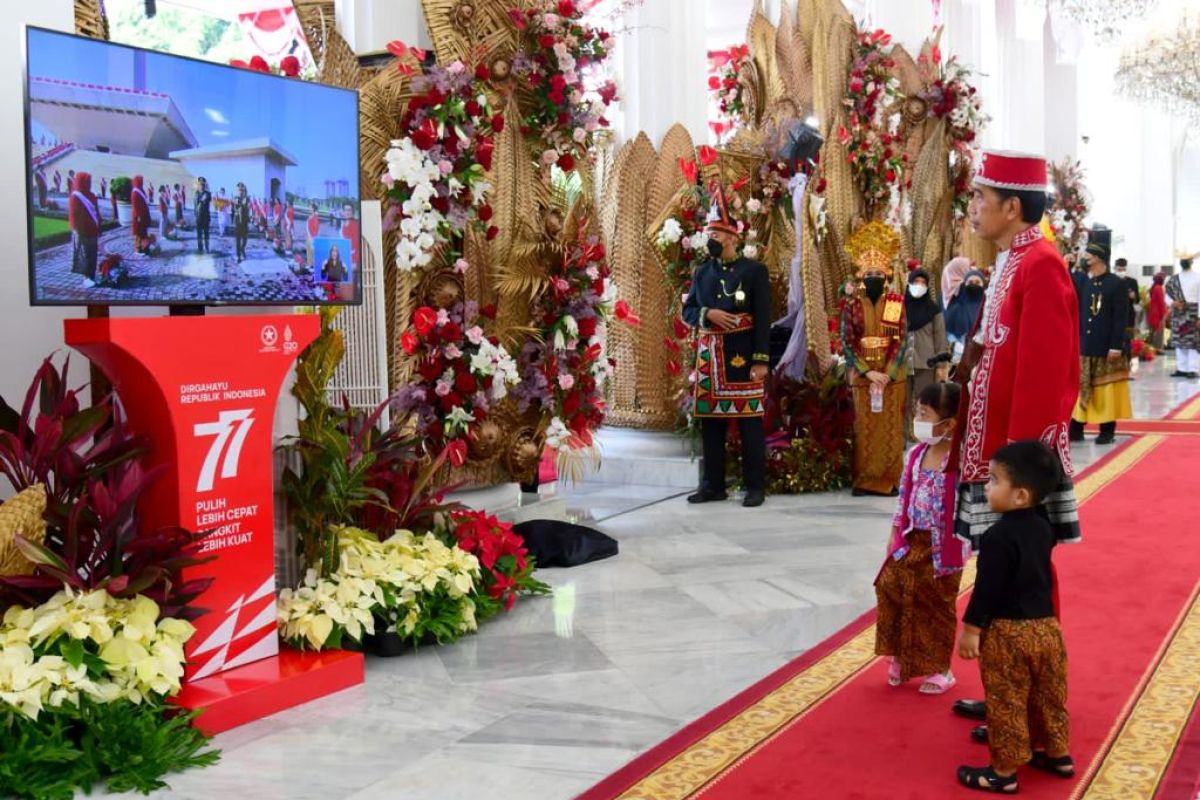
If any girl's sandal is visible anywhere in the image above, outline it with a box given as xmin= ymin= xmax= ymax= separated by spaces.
xmin=1030 ymin=752 xmax=1075 ymax=778
xmin=919 ymin=671 xmax=957 ymax=695
xmin=887 ymin=659 xmax=903 ymax=687
xmin=957 ymin=765 xmax=1019 ymax=794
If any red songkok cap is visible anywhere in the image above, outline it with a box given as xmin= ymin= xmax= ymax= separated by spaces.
xmin=974 ymin=150 xmax=1049 ymax=192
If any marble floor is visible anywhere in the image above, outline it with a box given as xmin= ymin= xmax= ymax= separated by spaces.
xmin=109 ymin=356 xmax=1200 ymax=800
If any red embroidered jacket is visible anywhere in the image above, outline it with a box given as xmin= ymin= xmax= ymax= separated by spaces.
xmin=960 ymin=225 xmax=1080 ymax=483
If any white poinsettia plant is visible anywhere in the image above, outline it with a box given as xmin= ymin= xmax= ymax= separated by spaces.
xmin=277 ymin=526 xmax=482 ymax=651
xmin=0 ymin=589 xmax=194 ymax=720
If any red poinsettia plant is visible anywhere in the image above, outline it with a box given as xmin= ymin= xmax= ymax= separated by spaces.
xmin=509 ymin=0 xmax=616 ymax=172
xmin=384 ymin=42 xmax=501 ymax=273
xmin=392 ymin=298 xmax=521 ymax=459
xmin=708 ymin=44 xmax=749 ymax=129
xmin=513 ymin=228 xmax=634 ymax=452
xmin=839 ymin=29 xmax=906 ymax=211
xmin=444 ymin=510 xmax=549 ymax=616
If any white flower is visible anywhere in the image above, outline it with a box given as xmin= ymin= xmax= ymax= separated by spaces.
xmin=743 ymin=244 xmax=759 ymax=259
xmin=447 ymin=406 xmax=476 ymax=431
xmin=545 ymin=417 xmax=572 ymax=451
xmin=746 ymin=198 xmax=763 ymax=214
xmin=657 ymin=218 xmax=684 ymax=248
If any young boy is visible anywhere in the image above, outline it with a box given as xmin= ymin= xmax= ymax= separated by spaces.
xmin=956 ymin=440 xmax=1074 ymax=793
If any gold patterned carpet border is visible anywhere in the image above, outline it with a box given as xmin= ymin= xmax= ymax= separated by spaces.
xmin=614 ymin=436 xmax=1165 ymax=800
xmin=1075 ymin=583 xmax=1200 ymax=800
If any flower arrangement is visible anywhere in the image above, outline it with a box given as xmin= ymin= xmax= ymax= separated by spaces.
xmin=393 ymin=300 xmax=521 ymax=454
xmin=277 ymin=526 xmax=482 ymax=651
xmin=513 ymin=228 xmax=634 ymax=452
xmin=839 ymin=29 xmax=906 ymax=216
xmin=708 ymin=44 xmax=749 ymax=131
xmin=917 ymin=47 xmax=988 ymax=218
xmin=0 ymin=588 xmax=217 ymax=797
xmin=443 ymin=510 xmax=549 ymax=617
xmin=1131 ymin=337 xmax=1156 ymax=362
xmin=382 ymin=42 xmax=500 ymax=273
xmin=95 ymin=254 xmax=129 ymax=287
xmin=1047 ymin=158 xmax=1090 ymax=258
xmin=509 ymin=0 xmax=616 ymax=171
xmin=0 ymin=589 xmax=194 ymax=719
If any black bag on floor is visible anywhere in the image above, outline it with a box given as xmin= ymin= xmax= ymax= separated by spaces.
xmin=512 ymin=519 xmax=618 ymax=568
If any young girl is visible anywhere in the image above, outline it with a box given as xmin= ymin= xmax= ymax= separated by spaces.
xmin=874 ymin=381 xmax=970 ymax=694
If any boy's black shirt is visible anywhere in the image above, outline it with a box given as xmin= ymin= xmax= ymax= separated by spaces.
xmin=963 ymin=507 xmax=1056 ymax=629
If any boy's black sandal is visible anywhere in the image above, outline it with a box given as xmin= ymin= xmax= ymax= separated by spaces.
xmin=957 ymin=765 xmax=1019 ymax=793
xmin=1029 ymin=752 xmax=1075 ymax=778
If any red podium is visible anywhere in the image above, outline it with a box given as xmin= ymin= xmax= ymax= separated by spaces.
xmin=65 ymin=314 xmax=363 ymax=734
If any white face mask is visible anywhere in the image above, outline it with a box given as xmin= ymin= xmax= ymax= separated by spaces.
xmin=913 ymin=418 xmax=947 ymax=445
xmin=909 ymin=284 xmax=928 ymax=299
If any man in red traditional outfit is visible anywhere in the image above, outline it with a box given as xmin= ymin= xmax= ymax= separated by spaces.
xmin=130 ymin=175 xmax=151 ymax=254
xmin=68 ymin=172 xmax=99 ymax=286
xmin=950 ymin=150 xmax=1082 ymax=744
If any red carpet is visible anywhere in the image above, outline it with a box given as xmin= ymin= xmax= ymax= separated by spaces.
xmin=582 ymin=435 xmax=1200 ymax=800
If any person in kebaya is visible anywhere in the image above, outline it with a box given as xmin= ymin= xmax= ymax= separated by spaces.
xmin=130 ymin=175 xmax=151 ymax=254
xmin=68 ymin=171 xmax=99 ymax=286
xmin=1147 ymin=272 xmax=1168 ymax=351
xmin=33 ymin=167 xmax=47 ymax=209
xmin=52 ymin=169 xmax=62 ymax=194
xmin=306 ymin=202 xmax=321 ymax=267
xmin=285 ymin=199 xmax=296 ymax=253
xmin=173 ymin=183 xmax=184 ymax=225
xmin=341 ymin=203 xmax=361 ymax=267
xmin=158 ymin=184 xmax=170 ymax=241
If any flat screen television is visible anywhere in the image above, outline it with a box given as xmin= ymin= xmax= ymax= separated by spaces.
xmin=23 ymin=26 xmax=362 ymax=307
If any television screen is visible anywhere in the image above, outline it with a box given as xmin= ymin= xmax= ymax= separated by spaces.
xmin=23 ymin=26 xmax=362 ymax=307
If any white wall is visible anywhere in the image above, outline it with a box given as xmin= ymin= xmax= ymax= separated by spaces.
xmin=1 ymin=1 xmax=79 ymax=414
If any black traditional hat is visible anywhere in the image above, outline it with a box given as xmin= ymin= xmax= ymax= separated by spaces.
xmin=1086 ymin=225 xmax=1112 ymax=264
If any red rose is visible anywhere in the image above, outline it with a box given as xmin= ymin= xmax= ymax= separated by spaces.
xmin=599 ymin=30 xmax=610 ymax=42
xmin=885 ymin=169 xmax=897 ymax=183
xmin=401 ymin=330 xmax=420 ymax=354
xmin=563 ymin=392 xmax=582 ymax=416
xmin=491 ymin=113 xmax=505 ymax=133
xmin=598 ymin=81 xmax=619 ymax=105
xmin=455 ymin=371 xmax=478 ymax=394
xmin=816 ymin=178 xmax=828 ymax=193
xmin=475 ymin=63 xmax=490 ymax=80
xmin=557 ymin=111 xmax=571 ymax=126
xmin=477 ymin=138 xmax=495 ymax=171
xmin=577 ymin=317 xmax=598 ymax=338
xmin=466 ymin=99 xmax=483 ymax=117
xmin=486 ymin=225 xmax=500 ymax=241
xmin=557 ymin=153 xmax=576 ymax=172
xmin=431 ymin=195 xmax=451 ymax=214
xmin=280 ymin=55 xmax=301 ymax=77
xmin=708 ymin=76 xmax=721 ymax=90
xmin=445 ymin=439 xmax=469 ymax=467
xmin=558 ymin=0 xmax=576 ymax=16
xmin=849 ymin=77 xmax=864 ymax=94
xmin=540 ymin=34 xmax=558 ymax=49
xmin=413 ymin=306 xmax=438 ymax=336
xmin=442 ymin=321 xmax=463 ymax=342
xmin=440 ymin=391 xmax=464 ymax=412
xmin=478 ymin=204 xmax=494 ymax=222
xmin=418 ymin=359 xmax=442 ymax=381
xmin=481 ymin=303 xmax=497 ymax=319
xmin=249 ymin=56 xmax=271 ymax=73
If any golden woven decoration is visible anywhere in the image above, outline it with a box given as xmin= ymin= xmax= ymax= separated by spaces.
xmin=295 ymin=1 xmax=376 ymax=90
xmin=0 ymin=485 xmax=48 ymax=578
xmin=74 ymin=0 xmax=109 ymax=40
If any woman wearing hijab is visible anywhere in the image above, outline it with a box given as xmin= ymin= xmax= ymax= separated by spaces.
xmin=944 ymin=265 xmax=987 ymax=359
xmin=906 ymin=267 xmax=951 ymax=439
xmin=1147 ymin=272 xmax=1169 ymax=351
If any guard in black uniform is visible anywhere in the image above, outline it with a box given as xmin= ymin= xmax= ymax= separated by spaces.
xmin=682 ymin=182 xmax=772 ymax=507
xmin=1070 ymin=226 xmax=1131 ymax=445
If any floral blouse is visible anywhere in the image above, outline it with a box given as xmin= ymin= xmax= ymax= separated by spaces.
xmin=890 ymin=451 xmax=966 ymax=576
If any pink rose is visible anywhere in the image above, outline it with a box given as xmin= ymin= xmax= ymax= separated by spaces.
xmin=454 ymin=258 xmax=470 ymax=274
xmin=435 ymin=380 xmax=453 ymax=397
xmin=558 ymin=373 xmax=576 ymax=390
xmin=440 ymin=160 xmax=454 ymax=175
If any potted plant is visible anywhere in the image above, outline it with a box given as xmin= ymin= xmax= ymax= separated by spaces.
xmin=109 ymin=176 xmax=133 ymax=226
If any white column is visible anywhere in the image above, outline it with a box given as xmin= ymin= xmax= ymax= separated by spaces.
xmin=0 ymin=0 xmax=76 ymax=438
xmin=334 ymin=0 xmax=431 ymax=56
xmin=1042 ymin=14 xmax=1078 ymax=162
xmin=993 ymin=0 xmax=1046 ymax=153
xmin=614 ymin=0 xmax=712 ymax=146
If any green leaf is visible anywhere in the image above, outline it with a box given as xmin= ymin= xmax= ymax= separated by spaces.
xmin=61 ymin=638 xmax=85 ymax=669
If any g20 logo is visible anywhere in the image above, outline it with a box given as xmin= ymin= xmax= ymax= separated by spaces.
xmin=193 ymin=409 xmax=255 ymax=492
